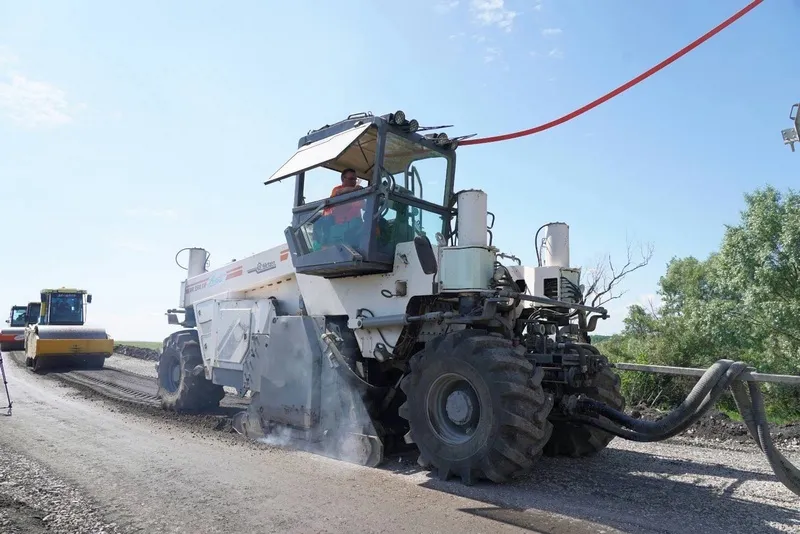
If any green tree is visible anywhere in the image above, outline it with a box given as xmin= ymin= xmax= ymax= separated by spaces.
xmin=715 ymin=186 xmax=800 ymax=366
xmin=602 ymin=185 xmax=800 ymax=419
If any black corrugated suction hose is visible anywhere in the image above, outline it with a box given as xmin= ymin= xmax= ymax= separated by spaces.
xmin=567 ymin=359 xmax=800 ymax=497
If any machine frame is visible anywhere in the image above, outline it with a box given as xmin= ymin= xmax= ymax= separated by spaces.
xmin=158 ymin=110 xmax=621 ymax=484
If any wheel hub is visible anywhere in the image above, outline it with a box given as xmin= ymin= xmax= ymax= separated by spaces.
xmin=445 ymin=390 xmax=474 ymax=425
xmin=161 ymin=355 xmax=182 ymax=393
xmin=426 ymin=373 xmax=481 ymax=445
xmin=170 ymin=363 xmax=181 ymax=387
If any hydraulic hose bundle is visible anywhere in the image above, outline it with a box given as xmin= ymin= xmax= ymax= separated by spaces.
xmin=564 ymin=359 xmax=800 ymax=497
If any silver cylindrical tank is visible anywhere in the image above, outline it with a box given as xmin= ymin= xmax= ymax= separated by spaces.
xmin=187 ymin=248 xmax=209 ymax=278
xmin=542 ymin=223 xmax=570 ymax=267
xmin=457 ymin=189 xmax=488 ymax=247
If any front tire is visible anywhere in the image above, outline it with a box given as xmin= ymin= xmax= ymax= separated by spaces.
xmin=398 ymin=329 xmax=554 ymax=485
xmin=157 ymin=330 xmax=224 ymax=412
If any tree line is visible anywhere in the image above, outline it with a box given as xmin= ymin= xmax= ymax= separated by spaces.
xmin=586 ymin=185 xmax=800 ymax=422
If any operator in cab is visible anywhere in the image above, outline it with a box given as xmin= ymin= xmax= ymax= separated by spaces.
xmin=324 ymin=168 xmax=364 ymax=223
xmin=316 ymin=168 xmax=366 ymax=250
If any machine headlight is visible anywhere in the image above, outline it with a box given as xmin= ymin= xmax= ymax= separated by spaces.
xmin=407 ymin=119 xmax=419 ymax=133
xmin=392 ymin=110 xmax=406 ymax=125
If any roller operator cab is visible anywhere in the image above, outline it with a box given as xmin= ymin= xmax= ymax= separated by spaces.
xmin=23 ymin=288 xmax=114 ymax=372
xmin=160 ymin=110 xmax=623 ymax=485
xmin=0 ymin=305 xmax=28 ymax=352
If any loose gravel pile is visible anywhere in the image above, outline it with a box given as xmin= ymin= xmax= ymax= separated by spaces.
xmin=112 ymin=344 xmax=160 ymax=361
xmin=0 ymin=447 xmax=127 ymax=534
xmin=631 ymin=403 xmax=800 ymax=450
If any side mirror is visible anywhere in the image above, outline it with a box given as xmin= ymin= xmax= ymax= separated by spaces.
xmin=413 ymin=235 xmax=438 ymax=275
xmin=167 ymin=313 xmax=180 ymax=325
xmin=87 ymin=294 xmax=93 ymax=303
xmin=4 ymin=319 xmax=8 ymax=324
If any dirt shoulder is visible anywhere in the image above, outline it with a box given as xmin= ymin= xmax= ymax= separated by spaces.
xmin=112 ymin=344 xmax=159 ymax=361
xmin=630 ymin=403 xmax=800 ymax=450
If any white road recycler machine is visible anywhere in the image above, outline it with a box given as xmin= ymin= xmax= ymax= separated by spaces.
xmin=157 ymin=110 xmax=800 ymax=494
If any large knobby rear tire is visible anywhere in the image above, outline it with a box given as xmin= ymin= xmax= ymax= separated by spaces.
xmin=543 ymin=364 xmax=625 ymax=457
xmin=398 ymin=329 xmax=554 ymax=485
xmin=157 ymin=330 xmax=224 ymax=412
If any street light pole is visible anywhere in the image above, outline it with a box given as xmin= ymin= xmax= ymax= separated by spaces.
xmin=781 ymin=103 xmax=800 ymax=151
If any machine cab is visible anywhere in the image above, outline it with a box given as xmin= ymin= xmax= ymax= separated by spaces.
xmin=264 ymin=111 xmax=460 ymax=278
xmin=36 ymin=288 xmax=91 ymax=326
xmin=7 ymin=306 xmax=27 ymax=327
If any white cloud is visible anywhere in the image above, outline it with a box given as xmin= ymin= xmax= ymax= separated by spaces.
xmin=434 ymin=0 xmax=460 ymax=14
xmin=548 ymin=47 xmax=564 ymax=59
xmin=0 ymin=46 xmax=78 ymax=129
xmin=541 ymin=28 xmax=562 ymax=36
xmin=470 ymin=0 xmax=517 ymax=32
xmin=124 ymin=207 xmax=179 ymax=221
xmin=0 ymin=73 xmax=73 ymax=128
xmin=484 ymin=47 xmax=501 ymax=63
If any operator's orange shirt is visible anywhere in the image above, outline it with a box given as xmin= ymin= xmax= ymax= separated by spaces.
xmin=323 ymin=185 xmax=364 ymax=224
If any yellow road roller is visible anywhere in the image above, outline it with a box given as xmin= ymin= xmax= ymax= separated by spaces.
xmin=24 ymin=288 xmax=114 ymax=372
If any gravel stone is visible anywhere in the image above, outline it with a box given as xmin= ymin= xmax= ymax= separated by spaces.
xmin=0 ymin=447 xmax=127 ymax=534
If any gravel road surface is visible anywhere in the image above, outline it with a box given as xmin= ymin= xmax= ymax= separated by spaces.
xmin=1 ymin=352 xmax=798 ymax=533
xmin=0 ymin=445 xmax=123 ymax=534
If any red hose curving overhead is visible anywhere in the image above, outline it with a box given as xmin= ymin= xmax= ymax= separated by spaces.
xmin=459 ymin=0 xmax=764 ymax=146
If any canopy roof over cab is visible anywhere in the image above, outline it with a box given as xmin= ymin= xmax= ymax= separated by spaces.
xmin=40 ymin=288 xmax=87 ymax=294
xmin=264 ymin=120 xmax=446 ymax=186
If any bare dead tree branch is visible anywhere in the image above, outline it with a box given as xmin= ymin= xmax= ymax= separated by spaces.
xmin=585 ymin=240 xmax=654 ymax=308
xmin=576 ymin=239 xmax=654 ymax=341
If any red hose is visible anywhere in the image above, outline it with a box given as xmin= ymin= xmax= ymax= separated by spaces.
xmin=459 ymin=0 xmax=764 ymax=146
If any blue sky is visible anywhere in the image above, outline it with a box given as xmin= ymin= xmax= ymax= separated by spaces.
xmin=0 ymin=0 xmax=797 ymax=341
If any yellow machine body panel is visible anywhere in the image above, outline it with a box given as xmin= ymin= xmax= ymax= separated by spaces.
xmin=31 ymin=337 xmax=114 ymax=357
